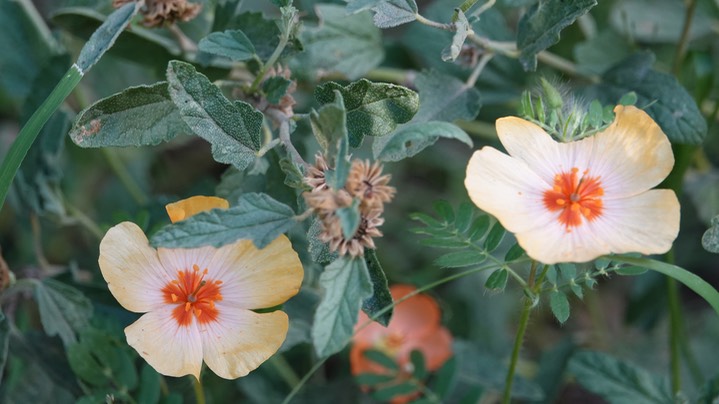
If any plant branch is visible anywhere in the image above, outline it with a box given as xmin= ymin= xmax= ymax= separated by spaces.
xmin=266 ymin=109 xmax=310 ymax=169
xmin=101 ymin=149 xmax=149 ymax=206
xmin=672 ymin=0 xmax=698 ymax=75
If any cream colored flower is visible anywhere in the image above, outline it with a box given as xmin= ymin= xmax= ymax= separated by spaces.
xmin=465 ymin=105 xmax=680 ymax=264
xmin=99 ymin=196 xmax=303 ymax=379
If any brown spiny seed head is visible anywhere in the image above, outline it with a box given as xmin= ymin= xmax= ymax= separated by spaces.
xmin=346 ymin=159 xmax=396 ymax=211
xmin=304 ymin=188 xmax=352 ymax=217
xmin=318 ymin=209 xmax=385 ymax=257
xmin=113 ymin=0 xmax=201 ymax=28
xmin=304 ymin=153 xmax=331 ymax=192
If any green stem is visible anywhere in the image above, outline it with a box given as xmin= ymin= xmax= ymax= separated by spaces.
xmin=269 ymin=354 xmax=301 ymax=389
xmin=101 ymin=148 xmax=149 ymax=206
xmin=66 ymin=203 xmax=104 ymax=240
xmin=0 ymin=65 xmax=83 ymax=208
xmin=501 ymin=299 xmax=533 ymax=404
xmin=672 ymin=0 xmax=697 ymax=75
xmin=250 ymin=34 xmax=289 ymax=93
xmin=667 ymin=276 xmax=682 ymax=393
xmin=192 ymin=377 xmax=206 ymax=404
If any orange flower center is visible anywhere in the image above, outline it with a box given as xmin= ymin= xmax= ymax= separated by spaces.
xmin=542 ymin=167 xmax=604 ymax=231
xmin=161 ymin=264 xmax=223 ymax=326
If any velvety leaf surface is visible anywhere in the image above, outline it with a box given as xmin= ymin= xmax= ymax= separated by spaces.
xmin=702 ymin=216 xmax=719 ymax=254
xmin=371 ymin=0 xmax=418 ymax=28
xmin=374 ymin=121 xmax=472 ymax=162
xmin=197 ymin=30 xmax=256 ymax=62
xmin=35 ymin=279 xmax=93 ymax=347
xmin=361 ymin=249 xmax=393 ymax=326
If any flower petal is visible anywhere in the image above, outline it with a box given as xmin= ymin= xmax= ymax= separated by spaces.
xmin=465 ymin=147 xmax=554 ymax=234
xmin=125 ymin=307 xmax=203 ymax=379
xmin=585 ymin=105 xmax=674 ymax=198
xmin=390 ymin=285 xmax=440 ymax=337
xmin=99 ymin=222 xmax=172 ymax=312
xmin=495 ymin=116 xmax=564 ymax=184
xmin=515 ymin=189 xmax=680 ymax=264
xmin=199 ymin=308 xmax=288 ymax=379
xmin=166 ymin=196 xmax=229 ymax=223
xmin=157 ymin=246 xmax=217 ymax=275
xmin=207 ymin=235 xmax=303 ymax=309
xmin=400 ymin=326 xmax=453 ymax=371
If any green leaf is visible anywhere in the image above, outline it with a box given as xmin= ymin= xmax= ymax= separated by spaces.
xmin=374 ymin=121 xmax=473 ymax=162
xmin=70 ymin=82 xmax=189 ymax=147
xmin=220 ymin=11 xmax=298 ymax=61
xmin=312 ymin=256 xmax=373 ymax=357
xmin=294 ymin=5 xmax=383 ymax=80
xmin=410 ymin=349 xmax=427 ymax=379
xmin=595 ymin=52 xmax=707 ymax=144
xmin=308 ymin=218 xmax=339 ymax=265
xmin=262 ymin=76 xmax=292 ymax=104
xmin=315 ymin=79 xmax=419 ymax=147
xmin=608 ymin=255 xmax=719 ymax=316
xmin=138 ymin=364 xmax=161 ymax=404
xmin=337 ymin=199 xmax=361 ymax=239
xmin=454 ymin=202 xmax=474 ymax=233
xmin=569 ymin=351 xmax=674 ymax=404
xmin=35 ymin=278 xmax=93 ymax=347
xmin=485 ymin=269 xmax=508 ymax=291
xmin=615 ymin=266 xmax=649 ymax=276
xmin=702 ymin=215 xmax=719 ymax=254
xmin=365 ymin=349 xmax=400 ymax=371
xmin=362 ymin=249 xmax=394 ymax=326
xmin=549 ymin=291 xmax=570 ymax=324
xmin=517 ymin=0 xmax=597 ymax=71
xmin=574 ymin=30 xmax=631 ymax=76
xmin=151 ymin=192 xmax=296 ymax=249
xmin=433 ymin=200 xmax=455 ymax=222
xmin=483 ymin=221 xmax=505 ymax=252
xmin=609 ymin=0 xmax=714 ymax=44
xmin=0 ymin=311 xmax=8 ymax=382
xmin=412 ymin=70 xmax=482 ymax=123
xmin=468 ymin=215 xmax=491 ymax=241
xmin=442 ymin=9 xmax=469 ymax=62
xmin=373 ymin=382 xmax=419 ymax=401
xmin=432 ymin=356 xmax=457 ymax=398
xmin=504 ymin=243 xmax=525 ymax=261
xmin=198 ymin=29 xmax=256 ymax=61
xmin=356 ymin=372 xmax=397 ymax=385
xmin=371 ymin=0 xmax=418 ymax=28
xmin=166 ymin=60 xmax=263 ymax=170
xmin=76 ymin=2 xmax=142 ymax=72
xmin=435 ymin=250 xmax=485 ymax=268
xmin=309 ymin=91 xmax=350 ymax=189
xmin=67 ymin=328 xmax=138 ymax=390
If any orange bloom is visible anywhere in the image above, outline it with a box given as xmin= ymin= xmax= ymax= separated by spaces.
xmin=351 ymin=285 xmax=453 ymax=378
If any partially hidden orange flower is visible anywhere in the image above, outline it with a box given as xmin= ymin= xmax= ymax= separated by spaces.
xmin=99 ymin=196 xmax=303 ymax=379
xmin=465 ymin=105 xmax=680 ymax=264
xmin=351 ymin=285 xmax=453 ymax=379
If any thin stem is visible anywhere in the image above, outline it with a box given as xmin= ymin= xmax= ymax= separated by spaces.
xmin=192 ymin=377 xmax=206 ymax=404
xmin=66 ymin=203 xmax=104 ymax=240
xmin=269 ymin=354 xmax=301 ymax=389
xmin=414 ymin=13 xmax=453 ymax=30
xmin=667 ymin=276 xmax=682 ymax=393
xmin=672 ymin=0 xmax=697 ymax=75
xmin=266 ymin=109 xmax=310 ymax=169
xmin=101 ymin=149 xmax=149 ymax=205
xmin=250 ymin=34 xmax=290 ymax=93
xmin=501 ymin=298 xmax=533 ymax=404
xmin=30 ymin=214 xmax=50 ymax=270
xmin=257 ymin=138 xmax=281 ymax=157
xmin=168 ymin=24 xmax=198 ymax=54
xmin=465 ymin=52 xmax=494 ymax=88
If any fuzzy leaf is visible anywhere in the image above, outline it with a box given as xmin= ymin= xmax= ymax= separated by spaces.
xmin=517 ymin=0 xmax=597 ymax=71
xmin=262 ymin=76 xmax=292 ymax=104
xmin=166 ymin=60 xmax=263 ymax=170
xmin=70 ymin=82 xmax=189 ymax=147
xmin=442 ymin=10 xmax=469 ymax=62
xmin=309 ymin=91 xmax=350 ymax=189
xmin=308 ymin=219 xmax=339 ymax=265
xmin=414 ymin=70 xmax=482 ymax=123
xmin=198 ymin=29 xmax=256 ymax=61
xmin=374 ymin=121 xmax=472 ymax=162
xmin=569 ymin=351 xmax=674 ymax=404
xmin=371 ymin=0 xmax=418 ymax=28
xmin=549 ymin=291 xmax=570 ymax=324
xmin=151 ymin=193 xmax=296 ymax=249
xmin=294 ymin=5 xmax=383 ymax=80
xmin=362 ymin=249 xmax=394 ymax=326
xmin=312 ymin=256 xmax=373 ymax=357
xmin=595 ymin=52 xmax=707 ymax=144
xmin=702 ymin=216 xmax=719 ymax=254
xmin=35 ymin=279 xmax=93 ymax=347
xmin=75 ymin=2 xmax=142 ymax=72
xmin=316 ymin=79 xmax=419 ymax=147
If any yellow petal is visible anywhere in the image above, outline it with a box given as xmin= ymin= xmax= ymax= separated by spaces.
xmin=587 ymin=105 xmax=674 ymax=198
xmin=166 ymin=196 xmax=230 ymax=223
xmin=495 ymin=116 xmax=564 ymax=183
xmin=208 ymin=234 xmax=304 ymax=309
xmin=199 ymin=309 xmax=289 ymax=379
xmin=125 ymin=307 xmax=203 ymax=379
xmin=99 ymin=222 xmax=171 ymax=312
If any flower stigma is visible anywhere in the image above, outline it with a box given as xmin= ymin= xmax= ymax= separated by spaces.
xmin=162 ymin=264 xmax=224 ymax=326
xmin=542 ymin=167 xmax=604 ymax=231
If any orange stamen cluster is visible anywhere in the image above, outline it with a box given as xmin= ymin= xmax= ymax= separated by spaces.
xmin=543 ymin=167 xmax=604 ymax=231
xmin=162 ymin=264 xmax=223 ymax=326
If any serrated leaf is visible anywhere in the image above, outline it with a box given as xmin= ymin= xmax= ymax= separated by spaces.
xmin=166 ymin=60 xmax=263 ymax=170
xmin=362 ymin=249 xmax=394 ymax=326
xmin=315 ymin=79 xmax=419 ymax=147
xmin=356 ymin=372 xmax=398 ymax=385
xmin=294 ymin=5 xmax=383 ymax=80
xmin=373 ymin=381 xmax=419 ymax=401
xmin=442 ymin=10 xmax=469 ymax=62
xmin=413 ymin=70 xmax=482 ymax=123
xmin=435 ymin=250 xmax=485 ymax=268
xmin=35 ymin=278 xmax=93 ymax=347
xmin=410 ymin=350 xmax=427 ymax=379
xmin=483 ymin=221 xmax=505 ymax=252
xmin=371 ymin=0 xmax=418 ymax=28
xmin=485 ymin=269 xmax=508 ymax=291
xmin=70 ymin=82 xmax=189 ymax=147
xmin=517 ymin=0 xmax=597 ymax=71
xmin=198 ymin=29 xmax=256 ymax=61
xmin=365 ymin=349 xmax=400 ymax=371
xmin=312 ymin=256 xmax=373 ymax=357
xmin=374 ymin=121 xmax=472 ymax=162
xmin=337 ymin=199 xmax=361 ymax=239
xmin=569 ymin=351 xmax=674 ymax=404
xmin=549 ymin=291 xmax=570 ymax=324
xmin=151 ymin=192 xmax=296 ymax=249
xmin=594 ymin=52 xmax=707 ymax=144
xmin=702 ymin=216 xmax=719 ymax=254
xmin=308 ymin=218 xmax=339 ymax=265
xmin=262 ymin=76 xmax=292 ymax=104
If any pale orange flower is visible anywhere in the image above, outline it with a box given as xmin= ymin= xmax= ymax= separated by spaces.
xmin=99 ymin=196 xmax=303 ymax=379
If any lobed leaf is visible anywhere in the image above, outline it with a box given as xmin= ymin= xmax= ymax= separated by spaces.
xmin=35 ymin=279 xmax=93 ymax=347
xmin=371 ymin=0 xmax=418 ymax=28
xmin=262 ymin=76 xmax=293 ymax=104
xmin=374 ymin=121 xmax=472 ymax=162
xmin=312 ymin=256 xmax=373 ymax=357
xmin=151 ymin=192 xmax=296 ymax=249
xmin=197 ymin=29 xmax=256 ymax=61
